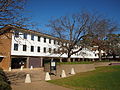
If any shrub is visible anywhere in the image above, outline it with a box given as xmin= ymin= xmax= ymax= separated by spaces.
xmin=0 ymin=68 xmax=11 ymax=90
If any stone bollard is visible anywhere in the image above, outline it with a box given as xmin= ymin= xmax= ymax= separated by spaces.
xmin=45 ymin=72 xmax=51 ymax=81
xmin=8 ymin=67 xmax=11 ymax=71
xmin=25 ymin=74 xmax=31 ymax=83
xmin=30 ymin=66 xmax=33 ymax=70
xmin=61 ymin=70 xmax=66 ymax=78
xmin=70 ymin=68 xmax=75 ymax=75
xmin=20 ymin=66 xmax=24 ymax=70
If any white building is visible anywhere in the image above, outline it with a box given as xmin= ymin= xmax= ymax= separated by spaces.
xmin=0 ymin=25 xmax=98 ymax=70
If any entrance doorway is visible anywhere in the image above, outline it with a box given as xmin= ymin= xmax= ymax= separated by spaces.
xmin=11 ymin=58 xmax=27 ymax=69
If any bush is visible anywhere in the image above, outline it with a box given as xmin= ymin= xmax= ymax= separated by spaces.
xmin=0 ymin=68 xmax=11 ymax=90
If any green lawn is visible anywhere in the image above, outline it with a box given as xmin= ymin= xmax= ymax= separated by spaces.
xmin=48 ymin=65 xmax=120 ymax=90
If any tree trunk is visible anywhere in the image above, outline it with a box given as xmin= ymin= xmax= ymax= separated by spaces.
xmin=67 ymin=58 xmax=71 ymax=62
xmin=113 ymin=54 xmax=116 ymax=60
xmin=98 ymin=49 xmax=102 ymax=61
xmin=60 ymin=58 xmax=62 ymax=62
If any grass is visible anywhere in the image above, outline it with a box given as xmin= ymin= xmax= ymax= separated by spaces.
xmin=57 ymin=61 xmax=93 ymax=65
xmin=48 ymin=65 xmax=120 ymax=90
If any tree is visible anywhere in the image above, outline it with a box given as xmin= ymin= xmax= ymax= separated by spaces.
xmin=47 ymin=11 xmax=118 ymax=62
xmin=0 ymin=0 xmax=30 ymax=27
xmin=86 ymin=19 xmax=118 ymax=61
xmin=106 ymin=34 xmax=120 ymax=59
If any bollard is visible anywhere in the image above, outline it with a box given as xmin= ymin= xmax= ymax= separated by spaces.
xmin=71 ymin=68 xmax=75 ymax=75
xmin=20 ymin=66 xmax=24 ymax=70
xmin=25 ymin=74 xmax=31 ymax=83
xmin=30 ymin=66 xmax=33 ymax=70
xmin=8 ymin=67 xmax=11 ymax=71
xmin=61 ymin=70 xmax=66 ymax=78
xmin=45 ymin=72 xmax=51 ymax=81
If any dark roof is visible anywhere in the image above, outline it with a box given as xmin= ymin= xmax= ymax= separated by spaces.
xmin=0 ymin=25 xmax=68 ymax=42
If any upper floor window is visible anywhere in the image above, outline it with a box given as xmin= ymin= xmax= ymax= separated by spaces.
xmin=53 ymin=48 xmax=56 ymax=53
xmin=49 ymin=39 xmax=51 ymax=44
xmin=58 ymin=41 xmax=60 ymax=45
xmin=14 ymin=44 xmax=18 ymax=51
xmin=31 ymin=35 xmax=34 ymax=41
xmin=37 ymin=46 xmax=40 ymax=52
xmin=44 ymin=47 xmax=46 ymax=53
xmin=14 ymin=31 xmax=19 ymax=37
xmin=54 ymin=40 xmax=56 ymax=44
xmin=31 ymin=46 xmax=34 ymax=52
xmin=23 ymin=45 xmax=27 ymax=51
xmin=49 ymin=48 xmax=51 ymax=53
xmin=23 ymin=33 xmax=27 ymax=39
xmin=38 ymin=36 xmax=40 ymax=42
xmin=44 ymin=38 xmax=46 ymax=43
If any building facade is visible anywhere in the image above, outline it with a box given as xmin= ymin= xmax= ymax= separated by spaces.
xmin=0 ymin=25 xmax=98 ymax=70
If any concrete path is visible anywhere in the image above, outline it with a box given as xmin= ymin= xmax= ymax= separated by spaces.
xmin=5 ymin=68 xmax=71 ymax=90
xmin=12 ymin=81 xmax=71 ymax=90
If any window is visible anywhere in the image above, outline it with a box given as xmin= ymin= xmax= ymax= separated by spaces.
xmin=58 ymin=48 xmax=60 ymax=54
xmin=31 ymin=35 xmax=34 ymax=40
xmin=23 ymin=45 xmax=27 ymax=51
xmin=54 ymin=40 xmax=56 ymax=44
xmin=44 ymin=38 xmax=46 ymax=43
xmin=44 ymin=47 xmax=46 ymax=53
xmin=37 ymin=46 xmax=40 ymax=52
xmin=14 ymin=44 xmax=18 ymax=51
xmin=38 ymin=36 xmax=40 ymax=42
xmin=53 ymin=48 xmax=56 ymax=53
xmin=58 ymin=41 xmax=60 ymax=45
xmin=14 ymin=31 xmax=19 ymax=37
xmin=23 ymin=33 xmax=27 ymax=39
xmin=49 ymin=48 xmax=51 ymax=53
xmin=49 ymin=39 xmax=51 ymax=44
xmin=31 ymin=46 xmax=34 ymax=52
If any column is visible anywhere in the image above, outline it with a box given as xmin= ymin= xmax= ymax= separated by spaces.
xmin=60 ymin=58 xmax=62 ymax=62
xmin=73 ymin=58 xmax=75 ymax=62
xmin=40 ymin=57 xmax=43 ymax=67
xmin=26 ymin=57 xmax=29 ymax=68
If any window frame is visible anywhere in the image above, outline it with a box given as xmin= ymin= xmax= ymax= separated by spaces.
xmin=49 ymin=39 xmax=51 ymax=44
xmin=31 ymin=35 xmax=34 ymax=41
xmin=31 ymin=46 xmax=34 ymax=52
xmin=38 ymin=36 xmax=40 ymax=42
xmin=23 ymin=33 xmax=27 ymax=39
xmin=23 ymin=45 xmax=27 ymax=51
xmin=44 ymin=37 xmax=46 ymax=43
xmin=37 ymin=46 xmax=40 ymax=52
xmin=14 ymin=31 xmax=19 ymax=37
xmin=14 ymin=44 xmax=18 ymax=51
xmin=44 ymin=47 xmax=46 ymax=53
xmin=49 ymin=48 xmax=51 ymax=53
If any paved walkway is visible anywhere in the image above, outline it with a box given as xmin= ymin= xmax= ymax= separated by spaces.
xmin=12 ymin=81 xmax=71 ymax=90
xmin=5 ymin=68 xmax=71 ymax=90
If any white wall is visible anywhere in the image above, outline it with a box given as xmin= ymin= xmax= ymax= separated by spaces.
xmin=11 ymin=31 xmax=98 ymax=59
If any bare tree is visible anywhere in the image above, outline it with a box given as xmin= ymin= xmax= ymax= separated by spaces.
xmin=87 ymin=19 xmax=118 ymax=61
xmin=106 ymin=34 xmax=120 ymax=60
xmin=0 ymin=0 xmax=35 ymax=28
xmin=47 ymin=11 xmax=118 ymax=62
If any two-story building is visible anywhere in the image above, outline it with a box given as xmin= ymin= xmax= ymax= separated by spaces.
xmin=0 ymin=25 xmax=98 ymax=70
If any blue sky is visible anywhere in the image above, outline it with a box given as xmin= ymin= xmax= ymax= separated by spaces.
xmin=25 ymin=0 xmax=120 ymax=32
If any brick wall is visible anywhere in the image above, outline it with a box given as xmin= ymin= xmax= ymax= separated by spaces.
xmin=0 ymin=32 xmax=12 ymax=70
